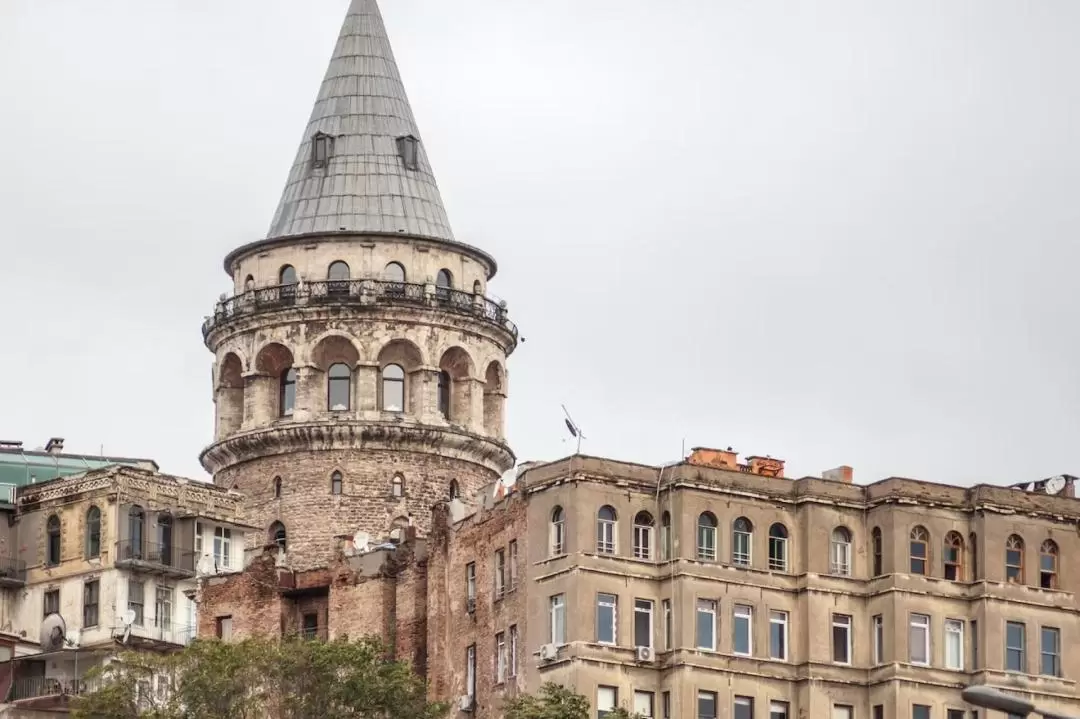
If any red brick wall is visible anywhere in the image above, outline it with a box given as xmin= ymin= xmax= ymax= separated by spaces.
xmin=198 ymin=553 xmax=284 ymax=639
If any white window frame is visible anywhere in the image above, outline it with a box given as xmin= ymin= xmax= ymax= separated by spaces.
xmin=213 ymin=526 xmax=231 ymax=569
xmin=697 ymin=521 xmax=717 ymax=561
xmin=633 ymin=521 xmax=653 ymax=560
xmin=732 ymin=524 xmax=752 ymax=566
xmin=508 ymin=624 xmax=518 ymax=677
xmin=465 ymin=644 xmax=476 ymax=698
xmin=596 ymin=593 xmax=618 ymax=645
xmin=832 ymin=613 xmax=852 ymax=665
xmin=944 ymin=617 xmax=964 ymax=670
xmin=550 ymin=511 xmax=565 ymax=556
xmin=830 ymin=532 xmax=851 ymax=576
xmin=508 ymin=540 xmax=518 ymax=589
xmin=495 ymin=631 xmax=507 ymax=684
xmin=909 ymin=613 xmax=930 ymax=666
xmin=633 ymin=690 xmax=655 ymax=718
xmin=465 ymin=562 xmax=476 ymax=602
xmin=696 ymin=599 xmax=717 ymax=650
xmin=597 ymin=686 xmax=618 ymax=715
xmin=769 ymin=609 xmax=788 ymax=661
xmin=194 ymin=521 xmax=203 ymax=555
xmin=634 ymin=598 xmax=654 ymax=649
xmin=832 ymin=705 xmax=854 ymax=719
xmin=770 ymin=701 xmax=790 ymax=719
xmin=873 ymin=614 xmax=884 ymax=664
xmin=550 ymin=594 xmax=566 ymax=645
xmin=494 ymin=548 xmax=506 ymax=597
xmin=733 ymin=603 xmax=753 ymax=656
xmin=597 ymin=511 xmax=616 ymax=554
xmin=768 ymin=532 xmax=787 ymax=571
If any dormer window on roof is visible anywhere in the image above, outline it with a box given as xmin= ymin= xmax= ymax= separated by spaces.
xmin=396 ymin=135 xmax=419 ymax=171
xmin=312 ymin=132 xmax=333 ymax=168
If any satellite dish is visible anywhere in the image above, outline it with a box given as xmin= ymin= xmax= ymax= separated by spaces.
xmin=1045 ymin=475 xmax=1067 ymax=495
xmin=352 ymin=531 xmax=370 ymax=553
xmin=39 ymin=613 xmax=66 ymax=651
xmin=121 ymin=609 xmax=137 ymax=626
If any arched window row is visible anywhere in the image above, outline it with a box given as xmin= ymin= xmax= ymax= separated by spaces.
xmin=239 ymin=262 xmax=490 ymax=294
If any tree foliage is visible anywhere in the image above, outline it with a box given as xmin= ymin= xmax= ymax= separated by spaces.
xmin=71 ymin=635 xmax=448 ymax=719
xmin=503 ymin=682 xmax=644 ymax=719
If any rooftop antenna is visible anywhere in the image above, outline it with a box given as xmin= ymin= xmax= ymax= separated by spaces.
xmin=561 ymin=405 xmax=586 ymax=455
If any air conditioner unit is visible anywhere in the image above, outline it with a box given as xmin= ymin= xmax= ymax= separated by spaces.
xmin=466 ymin=597 xmax=476 ymax=614
xmin=458 ymin=694 xmax=475 ymax=712
xmin=538 ymin=643 xmax=558 ymax=662
xmin=635 ymin=645 xmax=654 ymax=662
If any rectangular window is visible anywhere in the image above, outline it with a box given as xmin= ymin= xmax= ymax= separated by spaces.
xmin=633 ymin=521 xmax=653 ymax=560
xmin=1040 ymin=626 xmax=1061 ymax=677
xmin=83 ymin=580 xmax=100 ymax=628
xmin=597 ymin=686 xmax=617 ymax=718
xmin=154 ymin=586 xmax=173 ymax=629
xmin=550 ymin=594 xmax=566 ymax=644
xmin=833 ymin=706 xmax=853 ymax=719
xmin=830 ymin=537 xmax=851 ymax=575
xmin=214 ymin=527 xmax=231 ymax=569
xmin=495 ymin=631 xmax=507 ymax=683
xmin=832 ymin=613 xmax=851 ymax=664
xmin=1005 ymin=621 xmax=1026 ymax=672
xmin=43 ymin=589 xmax=59 ymax=618
xmin=946 ymin=710 xmax=965 ymax=719
xmin=662 ymin=692 xmax=670 ymax=719
xmin=633 ymin=690 xmax=655 ymax=718
xmin=508 ymin=540 xmax=518 ymax=589
xmin=770 ymin=701 xmax=790 ymax=719
xmin=215 ymin=615 xmax=232 ymax=640
xmin=732 ymin=529 xmax=751 ymax=566
xmin=597 ymin=515 xmax=615 ymax=554
xmin=873 ymin=614 xmax=884 ymax=664
xmin=768 ymin=533 xmax=788 ymax=571
xmin=634 ymin=598 xmax=653 ymax=649
xmin=301 ymin=613 xmax=318 ymax=640
xmin=696 ymin=599 xmax=717 ymax=650
xmin=971 ymin=619 xmax=978 ymax=668
xmin=733 ymin=603 xmax=753 ymax=656
xmin=662 ymin=599 xmax=672 ymax=650
xmin=912 ymin=705 xmax=931 ymax=719
xmin=127 ymin=580 xmax=145 ymax=626
xmin=596 ymin=593 xmax=617 ymax=645
xmin=466 ymin=644 xmax=476 ymax=697
xmin=873 ymin=706 xmax=884 ymax=719
xmin=465 ymin=562 xmax=476 ymax=608
xmin=508 ymin=624 xmax=518 ymax=677
xmin=909 ymin=613 xmax=930 ymax=665
xmin=769 ymin=610 xmax=788 ymax=660
xmin=697 ymin=691 xmax=717 ymax=719
xmin=194 ymin=521 xmax=203 ymax=554
xmin=494 ymin=548 xmax=506 ymax=598
xmin=734 ymin=696 xmax=754 ymax=719
xmin=944 ymin=618 xmax=964 ymax=670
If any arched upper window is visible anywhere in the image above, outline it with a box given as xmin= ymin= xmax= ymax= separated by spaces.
xmin=274 ymin=476 xmax=282 ymax=498
xmin=830 ymin=527 xmax=852 ymax=576
xmin=767 ymin=523 xmax=788 ymax=571
xmin=596 ymin=506 xmax=617 ymax=555
xmin=1005 ymin=534 xmax=1024 ymax=583
xmin=384 ymin=262 xmax=406 ymax=283
xmin=436 ymin=269 xmax=453 ymax=288
xmin=1039 ymin=539 xmax=1058 ymax=589
xmin=732 ymin=517 xmax=753 ymax=567
xmin=280 ymin=368 xmax=297 ymax=417
xmin=331 ymin=471 xmax=343 ymax=496
xmin=550 ymin=506 xmax=565 ymax=556
xmin=244 ymin=275 xmax=255 ymax=291
xmin=448 ymin=479 xmax=460 ymax=500
xmin=381 ymin=364 xmax=405 ymax=412
xmin=328 ymin=363 xmax=351 ymax=411
xmin=437 ymin=370 xmax=451 ymax=418
xmin=871 ymin=527 xmax=883 ymax=576
xmin=327 ymin=261 xmax=350 ymax=281
xmin=472 ymin=279 xmax=482 ymax=294
xmin=697 ymin=512 xmax=718 ymax=561
xmin=46 ymin=514 xmax=61 ymax=567
xmin=944 ymin=532 xmax=964 ymax=581
xmin=270 ymin=521 xmax=287 ymax=551
xmin=85 ymin=506 xmax=101 ymax=559
xmin=391 ymin=474 xmax=405 ymax=498
xmin=128 ymin=505 xmax=144 ymax=559
xmin=632 ymin=511 xmax=654 ymax=560
xmin=909 ymin=526 xmax=929 ymax=575
xmin=279 ymin=265 xmax=298 ymax=285
xmin=660 ymin=511 xmax=672 ymax=561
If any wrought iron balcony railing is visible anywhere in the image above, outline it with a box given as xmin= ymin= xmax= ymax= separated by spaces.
xmin=10 ymin=676 xmax=102 ymax=702
xmin=118 ymin=621 xmax=196 ymax=647
xmin=202 ymin=280 xmax=518 ymax=339
xmin=114 ymin=540 xmax=197 ymax=575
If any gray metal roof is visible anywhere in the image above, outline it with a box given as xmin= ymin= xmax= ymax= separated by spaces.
xmin=265 ymin=0 xmax=454 ymax=242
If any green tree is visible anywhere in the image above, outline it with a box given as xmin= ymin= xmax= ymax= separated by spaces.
xmin=71 ymin=635 xmax=448 ymax=719
xmin=503 ymin=682 xmax=644 ymax=719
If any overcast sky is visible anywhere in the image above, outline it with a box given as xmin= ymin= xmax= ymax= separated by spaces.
xmin=2 ymin=0 xmax=1079 ymax=487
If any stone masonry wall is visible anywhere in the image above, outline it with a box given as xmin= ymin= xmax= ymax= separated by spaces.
xmin=197 ymin=553 xmax=283 ymax=639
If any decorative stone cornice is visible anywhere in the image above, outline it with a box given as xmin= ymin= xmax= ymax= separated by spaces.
xmin=200 ymin=420 xmax=515 ymax=477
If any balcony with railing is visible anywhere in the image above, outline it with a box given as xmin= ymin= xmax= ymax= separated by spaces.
xmin=0 ymin=555 xmax=27 ymax=587
xmin=9 ymin=675 xmax=102 ymax=704
xmin=202 ymin=279 xmax=518 ymax=340
xmin=117 ymin=621 xmax=196 ymax=649
xmin=114 ymin=540 xmax=196 ymax=578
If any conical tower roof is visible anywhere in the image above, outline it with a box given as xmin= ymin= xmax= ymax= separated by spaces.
xmin=265 ymin=0 xmax=454 ymax=241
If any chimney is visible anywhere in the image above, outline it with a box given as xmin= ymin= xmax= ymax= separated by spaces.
xmin=823 ymin=466 xmax=854 ymax=484
xmin=687 ymin=447 xmax=739 ymax=470
xmin=44 ymin=438 xmax=65 ymax=455
xmin=746 ymin=456 xmax=785 ymax=478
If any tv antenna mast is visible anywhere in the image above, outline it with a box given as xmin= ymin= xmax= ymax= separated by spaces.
xmin=562 ymin=405 xmax=586 ymax=454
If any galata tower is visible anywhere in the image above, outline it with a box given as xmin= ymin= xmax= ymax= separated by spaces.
xmin=199 ymin=0 xmax=516 ymax=569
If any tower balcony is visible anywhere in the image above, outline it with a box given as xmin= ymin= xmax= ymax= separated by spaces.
xmin=202 ymin=279 xmax=518 ymax=345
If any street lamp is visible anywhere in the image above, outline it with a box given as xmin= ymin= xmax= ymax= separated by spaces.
xmin=961 ymin=685 xmax=1080 ymax=719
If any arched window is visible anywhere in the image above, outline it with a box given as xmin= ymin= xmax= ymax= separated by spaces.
xmin=449 ymin=479 xmax=460 ymax=500
xmin=244 ymin=274 xmax=255 ymax=291
xmin=596 ymin=506 xmax=617 ymax=554
xmin=274 ymin=476 xmax=282 ymax=498
xmin=767 ymin=523 xmax=788 ymax=571
xmin=472 ymin=279 xmax=482 ymax=294
xmin=85 ymin=506 xmax=101 ymax=559
xmin=280 ymin=368 xmax=297 ymax=417
xmin=436 ymin=269 xmax=453 ymax=288
xmin=871 ymin=527 xmax=883 ymax=576
xmin=46 ymin=514 xmax=61 ymax=567
xmin=1005 ymin=534 xmax=1024 ymax=583
xmin=632 ymin=511 xmax=654 ymax=560
xmin=381 ymin=364 xmax=405 ymax=412
xmin=384 ymin=262 xmax=406 ymax=283
xmin=1039 ymin=539 xmax=1058 ymax=589
xmin=909 ymin=526 xmax=929 ymax=575
xmin=331 ymin=471 xmax=343 ymax=496
xmin=327 ymin=261 xmax=350 ymax=280
xmin=944 ymin=532 xmax=964 ymax=581
xmin=158 ymin=514 xmax=174 ymax=567
xmin=270 ymin=521 xmax=287 ymax=551
xmin=697 ymin=512 xmax=717 ymax=561
xmin=437 ymin=370 xmax=451 ymax=418
xmin=391 ymin=474 xmax=404 ymax=498
xmin=732 ymin=517 xmax=753 ymax=566
xmin=327 ymin=363 xmax=351 ymax=411
xmin=279 ymin=265 xmax=298 ymax=284
xmin=830 ymin=527 xmax=852 ymax=576
xmin=660 ymin=511 xmax=672 ymax=560
xmin=128 ymin=505 xmax=144 ymax=559
xmin=550 ymin=506 xmax=565 ymax=556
